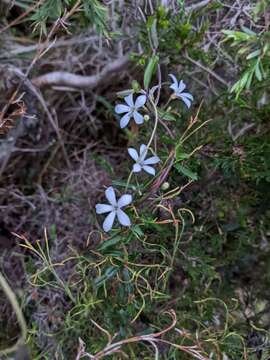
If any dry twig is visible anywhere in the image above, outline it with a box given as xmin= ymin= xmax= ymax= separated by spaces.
xmin=32 ymin=55 xmax=129 ymax=89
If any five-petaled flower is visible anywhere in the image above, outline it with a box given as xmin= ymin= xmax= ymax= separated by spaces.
xmin=115 ymin=93 xmax=147 ymax=128
xmin=128 ymin=144 xmax=160 ymax=176
xmin=96 ymin=187 xmax=132 ymax=232
xmin=169 ymin=74 xmax=194 ymax=108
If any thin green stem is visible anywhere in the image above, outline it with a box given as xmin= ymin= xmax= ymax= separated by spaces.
xmin=164 ymin=96 xmax=173 ymax=110
xmin=181 ymin=119 xmax=212 ymax=144
xmin=125 ymin=171 xmax=133 ymax=192
xmin=146 ymin=96 xmax=159 ymax=151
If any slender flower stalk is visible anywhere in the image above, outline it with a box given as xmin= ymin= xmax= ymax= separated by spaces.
xmin=125 ymin=171 xmax=133 ymax=192
xmin=146 ymin=95 xmax=159 ymax=150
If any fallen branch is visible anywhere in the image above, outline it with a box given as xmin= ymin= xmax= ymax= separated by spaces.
xmin=1 ymin=35 xmax=99 ymax=58
xmin=32 ymin=55 xmax=129 ymax=89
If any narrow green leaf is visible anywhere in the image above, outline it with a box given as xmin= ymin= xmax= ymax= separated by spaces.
xmin=150 ymin=18 xmax=159 ymax=49
xmin=255 ymin=62 xmax=262 ymax=81
xmin=144 ymin=55 xmax=159 ymax=89
xmin=94 ymin=266 xmax=118 ymax=287
xmin=98 ymin=236 xmax=122 ymax=251
xmin=241 ymin=26 xmax=257 ymax=36
xmin=158 ymin=109 xmax=177 ymax=121
xmin=246 ymin=69 xmax=254 ymax=89
xmin=246 ymin=49 xmax=260 ymax=60
xmin=174 ymin=163 xmax=198 ymax=180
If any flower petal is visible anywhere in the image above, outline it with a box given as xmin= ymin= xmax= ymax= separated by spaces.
xmin=143 ymin=155 xmax=160 ymax=165
xmin=103 ymin=211 xmax=116 ymax=232
xmin=178 ymin=95 xmax=192 ymax=108
xmin=142 ymin=165 xmax=156 ymax=176
xmin=135 ymin=95 xmax=146 ymax=108
xmin=118 ymin=194 xmax=132 ymax=208
xmin=139 ymin=144 xmax=147 ymax=159
xmin=133 ymin=163 xmax=142 ymax=172
xmin=178 ymin=80 xmax=186 ymax=92
xmin=124 ymin=93 xmax=134 ymax=107
xmin=180 ymin=92 xmax=193 ymax=100
xmin=170 ymin=83 xmax=179 ymax=92
xmin=115 ymin=104 xmax=130 ymax=114
xmin=128 ymin=148 xmax=139 ymax=161
xmin=133 ymin=111 xmax=144 ymax=125
xmin=120 ymin=113 xmax=131 ymax=128
xmin=105 ymin=186 xmax=117 ymax=206
xmin=117 ymin=209 xmax=131 ymax=227
xmin=169 ymin=73 xmax=178 ymax=86
xmin=96 ymin=203 xmax=113 ymax=214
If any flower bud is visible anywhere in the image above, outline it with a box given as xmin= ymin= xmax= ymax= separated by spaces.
xmin=161 ymin=182 xmax=170 ymax=191
xmin=144 ymin=114 xmax=150 ymax=122
xmin=131 ymin=80 xmax=140 ymax=92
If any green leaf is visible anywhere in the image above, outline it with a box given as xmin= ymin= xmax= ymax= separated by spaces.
xmin=246 ymin=49 xmax=261 ymax=60
xmin=144 ymin=55 xmax=159 ymax=89
xmin=150 ymin=18 xmax=159 ymax=49
xmin=222 ymin=30 xmax=251 ymax=43
xmin=158 ymin=109 xmax=177 ymax=121
xmin=174 ymin=163 xmax=198 ymax=180
xmin=246 ymin=69 xmax=254 ymax=89
xmin=238 ymin=47 xmax=250 ymax=55
xmin=98 ymin=236 xmax=122 ymax=251
xmin=131 ymin=225 xmax=144 ymax=238
xmin=175 ymin=146 xmax=190 ymax=161
xmin=255 ymin=62 xmax=262 ymax=81
xmin=94 ymin=266 xmax=118 ymax=288
xmin=176 ymin=152 xmax=190 ymax=161
xmin=241 ymin=26 xmax=257 ymax=36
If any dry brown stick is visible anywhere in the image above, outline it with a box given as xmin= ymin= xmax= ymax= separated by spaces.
xmin=1 ymin=35 xmax=100 ymax=58
xmin=32 ymin=55 xmax=129 ymax=89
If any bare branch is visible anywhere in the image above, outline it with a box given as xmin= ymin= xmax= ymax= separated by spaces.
xmin=32 ymin=56 xmax=129 ymax=89
xmin=184 ymin=52 xmax=230 ymax=87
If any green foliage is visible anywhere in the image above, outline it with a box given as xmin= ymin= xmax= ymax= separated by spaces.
xmin=137 ymin=4 xmax=207 ymax=66
xmin=223 ymin=27 xmax=270 ymax=97
xmin=144 ymin=55 xmax=159 ymax=89
xmin=14 ymin=0 xmax=108 ymax=35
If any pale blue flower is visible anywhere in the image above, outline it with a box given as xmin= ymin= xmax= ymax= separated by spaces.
xmin=115 ymin=94 xmax=147 ymax=128
xmin=96 ymin=186 xmax=132 ymax=232
xmin=128 ymin=144 xmax=160 ymax=176
xmin=169 ymin=74 xmax=194 ymax=108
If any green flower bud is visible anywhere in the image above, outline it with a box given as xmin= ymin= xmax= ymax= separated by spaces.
xmin=161 ymin=182 xmax=170 ymax=191
xmin=131 ymin=80 xmax=140 ymax=92
xmin=144 ymin=114 xmax=150 ymax=122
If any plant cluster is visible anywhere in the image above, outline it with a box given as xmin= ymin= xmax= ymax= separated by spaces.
xmin=0 ymin=1 xmax=269 ymax=359
xmin=96 ymin=74 xmax=193 ymax=233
